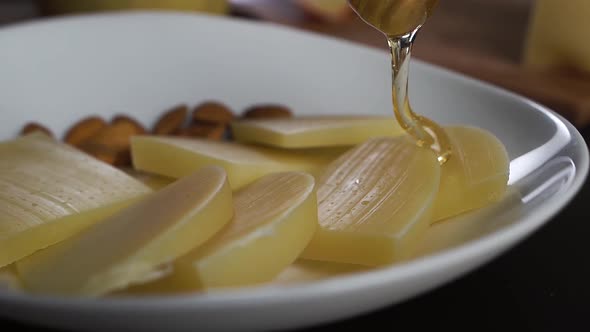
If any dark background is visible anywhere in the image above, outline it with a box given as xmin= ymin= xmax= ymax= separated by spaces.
xmin=1 ymin=0 xmax=589 ymax=331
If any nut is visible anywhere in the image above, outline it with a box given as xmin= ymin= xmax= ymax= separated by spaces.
xmin=242 ymin=104 xmax=293 ymax=119
xmin=112 ymin=115 xmax=147 ymax=135
xmin=192 ymin=101 xmax=235 ymax=125
xmin=79 ymin=144 xmax=127 ymax=166
xmin=177 ymin=123 xmax=226 ymax=140
xmin=20 ymin=122 xmax=54 ymax=138
xmin=152 ymin=105 xmax=188 ymax=135
xmin=64 ymin=116 xmax=107 ymax=147
xmin=78 ymin=120 xmax=145 ymax=166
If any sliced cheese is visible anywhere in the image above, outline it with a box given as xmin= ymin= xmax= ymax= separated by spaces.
xmin=231 ymin=116 xmax=403 ymax=148
xmin=0 ymin=135 xmax=150 ymax=267
xmin=302 ymin=136 xmax=440 ymax=266
xmin=131 ymin=136 xmax=345 ymax=189
xmin=17 ymin=166 xmax=233 ymax=296
xmin=123 ymin=172 xmax=317 ymax=293
xmin=433 ymin=126 xmax=509 ymax=221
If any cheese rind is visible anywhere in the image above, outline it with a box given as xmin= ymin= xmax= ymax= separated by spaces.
xmin=17 ymin=166 xmax=233 ymax=296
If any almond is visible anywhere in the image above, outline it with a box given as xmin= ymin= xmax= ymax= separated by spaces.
xmin=112 ymin=115 xmax=147 ymax=135
xmin=78 ymin=144 xmax=125 ymax=166
xmin=177 ymin=123 xmax=226 ymax=140
xmin=152 ymin=105 xmax=188 ymax=135
xmin=242 ymin=104 xmax=293 ymax=119
xmin=20 ymin=122 xmax=54 ymax=138
xmin=192 ymin=101 xmax=235 ymax=125
xmin=78 ymin=121 xmax=145 ymax=166
xmin=64 ymin=116 xmax=107 ymax=147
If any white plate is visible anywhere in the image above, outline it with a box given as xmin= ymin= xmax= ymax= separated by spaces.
xmin=0 ymin=12 xmax=587 ymax=332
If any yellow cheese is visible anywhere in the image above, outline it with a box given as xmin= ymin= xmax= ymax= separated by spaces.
xmin=121 ymin=168 xmax=175 ymax=190
xmin=0 ymin=136 xmax=151 ymax=268
xmin=17 ymin=166 xmax=233 ymax=296
xmin=273 ymin=259 xmax=369 ymax=285
xmin=123 ymin=172 xmax=317 ymax=293
xmin=433 ymin=126 xmax=509 ymax=222
xmin=302 ymin=136 xmax=440 ymax=266
xmin=131 ymin=136 xmax=345 ymax=189
xmin=524 ymin=0 xmax=590 ymax=72
xmin=231 ymin=116 xmax=403 ymax=148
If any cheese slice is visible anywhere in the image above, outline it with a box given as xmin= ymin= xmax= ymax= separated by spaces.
xmin=131 ymin=136 xmax=345 ymax=189
xmin=433 ymin=126 xmax=509 ymax=222
xmin=0 ymin=135 xmax=150 ymax=268
xmin=231 ymin=116 xmax=403 ymax=148
xmin=17 ymin=166 xmax=233 ymax=296
xmin=302 ymin=136 xmax=440 ymax=266
xmin=122 ymin=172 xmax=317 ymax=293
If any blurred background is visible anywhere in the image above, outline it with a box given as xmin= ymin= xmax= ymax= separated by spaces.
xmin=2 ymin=0 xmax=590 ymax=133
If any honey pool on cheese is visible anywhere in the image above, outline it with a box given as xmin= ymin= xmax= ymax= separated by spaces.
xmin=432 ymin=126 xmax=509 ymax=222
xmin=231 ymin=116 xmax=404 ymax=148
xmin=131 ymin=136 xmax=345 ymax=189
xmin=302 ymin=136 xmax=440 ymax=266
xmin=0 ymin=135 xmax=151 ymax=268
xmin=17 ymin=166 xmax=233 ymax=296
xmin=125 ymin=172 xmax=317 ymax=293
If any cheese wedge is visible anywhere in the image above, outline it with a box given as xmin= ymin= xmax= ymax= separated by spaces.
xmin=524 ymin=0 xmax=590 ymax=72
xmin=0 ymin=136 xmax=150 ymax=268
xmin=231 ymin=116 xmax=403 ymax=148
xmin=302 ymin=136 xmax=440 ymax=266
xmin=17 ymin=166 xmax=233 ymax=296
xmin=123 ymin=172 xmax=317 ymax=293
xmin=131 ymin=136 xmax=345 ymax=189
xmin=433 ymin=126 xmax=509 ymax=222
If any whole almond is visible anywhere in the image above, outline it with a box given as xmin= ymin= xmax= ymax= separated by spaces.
xmin=78 ymin=121 xmax=145 ymax=166
xmin=192 ymin=101 xmax=235 ymax=125
xmin=78 ymin=144 xmax=122 ymax=166
xmin=153 ymin=105 xmax=188 ymax=135
xmin=64 ymin=116 xmax=107 ymax=147
xmin=20 ymin=122 xmax=54 ymax=138
xmin=177 ymin=123 xmax=226 ymax=140
xmin=242 ymin=104 xmax=293 ymax=119
xmin=112 ymin=115 xmax=147 ymax=135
